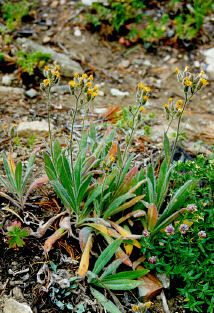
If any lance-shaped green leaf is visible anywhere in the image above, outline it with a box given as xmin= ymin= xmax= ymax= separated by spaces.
xmin=104 ymin=193 xmax=135 ymax=218
xmin=92 ymin=239 xmax=122 ymax=276
xmin=90 ymin=288 xmax=121 ymax=313
xmin=157 ymin=180 xmax=194 ymax=225
xmin=94 ymin=279 xmax=143 ymax=290
xmin=15 ymin=161 xmax=22 ymax=193
xmin=102 ymin=269 xmax=149 ymax=281
xmin=163 ymin=132 xmax=171 ymax=165
xmin=100 ymin=259 xmax=123 ymax=279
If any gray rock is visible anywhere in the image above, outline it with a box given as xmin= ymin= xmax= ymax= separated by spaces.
xmin=118 ymin=59 xmax=130 ymax=68
xmin=42 ymin=36 xmax=51 ymax=44
xmin=93 ymin=107 xmax=108 ymax=114
xmin=0 ymin=86 xmax=23 ymax=95
xmin=2 ymin=75 xmax=13 ymax=86
xmin=17 ymin=120 xmax=53 ymax=137
xmin=98 ymin=90 xmax=104 ymax=96
xmin=51 ymin=85 xmax=70 ymax=94
xmin=74 ymin=27 xmax=82 ymax=37
xmin=202 ymin=48 xmax=214 ymax=79
xmin=81 ymin=0 xmax=101 ymax=5
xmin=16 ymin=38 xmax=83 ymax=77
xmin=110 ymin=88 xmax=129 ymax=97
xmin=25 ymin=88 xmax=38 ymax=98
xmin=12 ymin=287 xmax=24 ymax=301
xmin=3 ymin=298 xmax=33 ymax=313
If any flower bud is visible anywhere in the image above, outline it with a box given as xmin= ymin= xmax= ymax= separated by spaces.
xmin=143 ymin=230 xmax=150 ymax=237
xmin=179 ymin=224 xmax=189 ymax=234
xmin=165 ymin=224 xmax=175 ymax=236
xmin=148 ymin=256 xmax=157 ymax=264
xmin=198 ymin=230 xmax=207 ymax=238
xmin=186 ymin=204 xmax=197 ymax=213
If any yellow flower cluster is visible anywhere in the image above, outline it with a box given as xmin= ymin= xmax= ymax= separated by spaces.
xmin=41 ymin=65 xmax=61 ymax=90
xmin=137 ymin=81 xmax=151 ymax=106
xmin=69 ymin=73 xmax=98 ymax=100
xmin=137 ymin=82 xmax=151 ymax=93
xmin=183 ymin=77 xmax=193 ymax=87
xmin=163 ymin=97 xmax=184 ymax=118
xmin=176 ymin=67 xmax=208 ymax=95
xmin=175 ymin=99 xmax=184 ymax=112
xmin=199 ymin=78 xmax=208 ymax=86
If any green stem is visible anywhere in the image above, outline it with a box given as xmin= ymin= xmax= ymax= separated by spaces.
xmin=47 ymin=88 xmax=53 ymax=158
xmin=122 ymin=106 xmax=140 ymax=165
xmin=170 ymin=93 xmax=190 ymax=163
xmin=69 ymin=89 xmax=83 ymax=198
xmin=112 ymin=106 xmax=141 ymax=198
xmin=165 ymin=116 xmax=174 ymax=135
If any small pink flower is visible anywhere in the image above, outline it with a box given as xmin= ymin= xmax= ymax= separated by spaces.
xmin=186 ymin=204 xmax=197 ymax=212
xmin=198 ymin=230 xmax=207 ymax=238
xmin=165 ymin=224 xmax=174 ymax=236
xmin=179 ymin=224 xmax=189 ymax=234
xmin=143 ymin=230 xmax=150 ymax=237
xmin=148 ymin=256 xmax=157 ymax=264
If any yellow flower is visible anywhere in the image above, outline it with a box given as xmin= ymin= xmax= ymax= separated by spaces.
xmin=109 ymin=155 xmax=115 ymax=162
xmin=92 ymin=91 xmax=98 ymax=98
xmin=163 ymin=103 xmax=169 ymax=109
xmin=87 ymin=88 xmax=93 ymax=95
xmin=168 ymin=98 xmax=173 ymax=103
xmin=184 ymin=66 xmax=189 ymax=72
xmin=74 ymin=72 xmax=79 ymax=78
xmin=86 ymin=81 xmax=92 ymax=88
xmin=183 ymin=77 xmax=193 ymax=87
xmin=43 ymin=79 xmax=50 ymax=87
xmin=139 ymin=106 xmax=145 ymax=112
xmin=199 ymin=70 xmax=205 ymax=77
xmin=69 ymin=80 xmax=77 ymax=88
xmin=53 ymin=70 xmax=60 ymax=79
xmin=143 ymin=95 xmax=149 ymax=101
xmin=93 ymin=85 xmax=98 ymax=91
xmin=88 ymin=74 xmax=94 ymax=81
xmin=82 ymin=73 xmax=88 ymax=79
xmin=176 ymin=99 xmax=184 ymax=111
xmin=44 ymin=65 xmax=49 ymax=71
xmin=175 ymin=67 xmax=180 ymax=74
xmin=199 ymin=78 xmax=208 ymax=86
xmin=132 ymin=305 xmax=140 ymax=312
xmin=138 ymin=82 xmax=145 ymax=90
xmin=144 ymin=86 xmax=151 ymax=93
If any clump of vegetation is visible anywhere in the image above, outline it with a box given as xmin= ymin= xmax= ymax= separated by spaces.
xmin=83 ymin=0 xmax=213 ymax=44
xmin=16 ymin=51 xmax=52 ymax=75
xmin=6 ymin=221 xmax=29 ymax=249
xmin=1 ymin=0 xmax=30 ymax=31
xmin=142 ymin=154 xmax=214 ymax=312
xmin=0 ymin=64 xmax=212 ymax=312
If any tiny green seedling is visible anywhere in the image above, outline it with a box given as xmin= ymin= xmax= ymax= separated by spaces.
xmin=6 ymin=221 xmax=29 ymax=248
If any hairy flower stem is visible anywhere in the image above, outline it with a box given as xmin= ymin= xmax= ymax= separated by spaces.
xmin=122 ymin=107 xmax=140 ymax=164
xmin=47 ymin=88 xmax=53 ymax=158
xmin=113 ymin=106 xmax=140 ymax=198
xmin=165 ymin=117 xmax=174 ymax=135
xmin=69 ymin=90 xmax=83 ymax=195
xmin=170 ymin=93 xmax=190 ymax=163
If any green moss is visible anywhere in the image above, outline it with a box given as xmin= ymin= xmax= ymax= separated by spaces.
xmin=2 ymin=0 xmax=30 ymax=30
xmin=16 ymin=51 xmax=51 ymax=75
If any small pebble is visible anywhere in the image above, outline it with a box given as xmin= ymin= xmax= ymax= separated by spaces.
xmin=2 ymin=75 xmax=13 ymax=86
xmin=25 ymin=88 xmax=38 ymax=98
